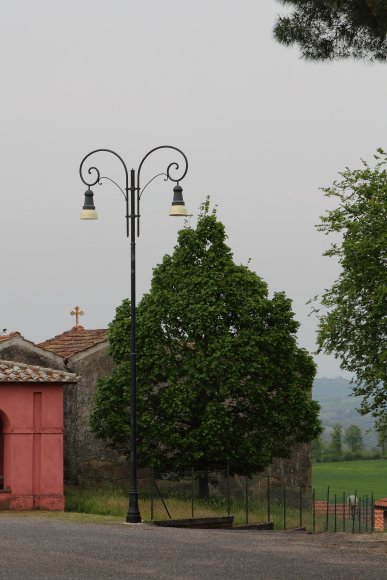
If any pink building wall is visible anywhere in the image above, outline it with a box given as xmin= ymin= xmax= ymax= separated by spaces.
xmin=0 ymin=383 xmax=65 ymax=510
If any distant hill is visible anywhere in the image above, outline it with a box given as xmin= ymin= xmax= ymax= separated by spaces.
xmin=313 ymin=377 xmax=376 ymax=448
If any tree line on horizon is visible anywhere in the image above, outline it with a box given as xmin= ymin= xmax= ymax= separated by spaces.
xmin=313 ymin=422 xmax=387 ymax=463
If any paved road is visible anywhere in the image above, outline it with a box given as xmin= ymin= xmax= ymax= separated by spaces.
xmin=0 ymin=515 xmax=386 ymax=579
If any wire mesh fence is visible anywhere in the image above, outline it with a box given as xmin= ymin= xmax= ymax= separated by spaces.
xmin=138 ymin=468 xmax=379 ymax=532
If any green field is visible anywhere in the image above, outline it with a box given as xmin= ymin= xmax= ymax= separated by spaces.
xmin=313 ymin=459 xmax=387 ymax=500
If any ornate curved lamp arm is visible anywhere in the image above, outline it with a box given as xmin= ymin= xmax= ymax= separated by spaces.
xmin=136 ymin=172 xmax=169 ymax=237
xmin=136 ymin=146 xmax=188 ymax=238
xmin=136 ymin=145 xmax=188 ymax=192
xmin=79 ymin=148 xmax=129 ymax=193
xmin=98 ymin=176 xmax=126 ymax=199
xmin=139 ymin=172 xmax=168 ymax=200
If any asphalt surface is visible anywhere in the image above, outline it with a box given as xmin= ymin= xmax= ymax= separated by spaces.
xmin=0 ymin=515 xmax=387 ymax=579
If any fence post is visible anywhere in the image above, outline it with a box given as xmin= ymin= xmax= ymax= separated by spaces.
xmin=343 ymin=491 xmax=346 ymax=533
xmin=299 ymin=482 xmax=303 ymax=528
xmin=325 ymin=486 xmax=330 ymax=532
xmin=371 ymin=492 xmax=374 ymax=532
xmin=191 ymin=468 xmax=194 ymax=518
xmin=334 ymin=494 xmax=337 ymax=532
xmin=312 ymin=488 xmax=315 ymax=533
xmin=352 ymin=489 xmax=357 ymax=533
xmin=153 ymin=478 xmax=172 ymax=519
xmin=245 ymin=476 xmax=249 ymax=525
xmin=151 ymin=467 xmax=154 ymax=520
xmin=267 ymin=475 xmax=271 ymax=523
xmin=283 ymin=483 xmax=286 ymax=530
xmin=365 ymin=495 xmax=368 ymax=532
xmin=227 ymin=465 xmax=230 ymax=516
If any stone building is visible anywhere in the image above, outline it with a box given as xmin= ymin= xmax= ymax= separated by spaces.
xmin=0 ymin=327 xmax=127 ymax=485
xmin=0 ymin=327 xmax=312 ymax=491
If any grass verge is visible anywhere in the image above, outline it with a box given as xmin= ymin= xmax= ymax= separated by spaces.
xmin=64 ymin=486 xmax=310 ymax=529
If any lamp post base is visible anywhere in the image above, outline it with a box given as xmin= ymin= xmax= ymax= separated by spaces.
xmin=126 ymin=514 xmax=142 ymax=523
xmin=126 ymin=490 xmax=142 ymax=523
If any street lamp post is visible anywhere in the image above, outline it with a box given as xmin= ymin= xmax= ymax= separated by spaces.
xmin=79 ymin=146 xmax=189 ymax=523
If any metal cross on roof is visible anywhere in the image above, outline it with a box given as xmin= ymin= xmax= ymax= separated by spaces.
xmin=70 ymin=306 xmax=84 ymax=327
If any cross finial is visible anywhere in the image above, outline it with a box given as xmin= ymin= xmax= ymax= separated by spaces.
xmin=70 ymin=306 xmax=84 ymax=327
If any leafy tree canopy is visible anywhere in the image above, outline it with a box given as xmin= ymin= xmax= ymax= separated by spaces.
xmin=329 ymin=423 xmax=343 ymax=457
xmin=376 ymin=422 xmax=387 ymax=456
xmin=314 ymin=149 xmax=387 ymax=421
xmin=274 ymin=1 xmax=387 ymax=61
xmin=91 ymin=202 xmax=321 ymax=475
xmin=344 ymin=424 xmax=364 ymax=453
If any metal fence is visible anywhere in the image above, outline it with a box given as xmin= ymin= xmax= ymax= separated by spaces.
xmin=312 ymin=488 xmax=375 ymax=533
xmin=139 ymin=469 xmax=378 ymax=532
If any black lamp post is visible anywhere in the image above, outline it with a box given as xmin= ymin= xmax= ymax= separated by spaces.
xmin=79 ymin=146 xmax=189 ymax=523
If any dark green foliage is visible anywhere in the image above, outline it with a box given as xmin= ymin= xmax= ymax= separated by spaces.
xmin=376 ymin=423 xmax=387 ymax=457
xmin=311 ymin=428 xmax=379 ymax=462
xmin=314 ymin=150 xmax=387 ymax=422
xmin=91 ymin=203 xmax=321 ymax=475
xmin=312 ymin=436 xmax=325 ymax=462
xmin=329 ymin=423 xmax=343 ymax=458
xmin=344 ymin=424 xmax=364 ymax=453
xmin=274 ymin=1 xmax=387 ymax=61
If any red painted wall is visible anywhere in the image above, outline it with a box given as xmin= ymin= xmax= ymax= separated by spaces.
xmin=0 ymin=383 xmax=64 ymax=510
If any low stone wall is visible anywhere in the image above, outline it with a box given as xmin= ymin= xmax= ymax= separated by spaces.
xmin=374 ymin=509 xmax=384 ymax=531
xmin=314 ymin=500 xmax=384 ymax=530
xmin=314 ymin=500 xmax=353 ymax=518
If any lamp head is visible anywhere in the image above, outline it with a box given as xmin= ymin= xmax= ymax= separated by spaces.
xmin=80 ymin=188 xmax=98 ymax=220
xmin=169 ymin=183 xmax=188 ymax=217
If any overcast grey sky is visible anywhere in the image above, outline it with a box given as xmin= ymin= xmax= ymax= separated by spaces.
xmin=1 ymin=0 xmax=386 ymax=378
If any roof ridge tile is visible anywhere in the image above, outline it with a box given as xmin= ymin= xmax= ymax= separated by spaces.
xmin=37 ymin=327 xmax=108 ymax=358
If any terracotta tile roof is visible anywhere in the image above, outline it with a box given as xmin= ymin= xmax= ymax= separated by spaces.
xmin=37 ymin=326 xmax=108 ymax=358
xmin=0 ymin=332 xmax=22 ymax=342
xmin=0 ymin=360 xmax=78 ymax=383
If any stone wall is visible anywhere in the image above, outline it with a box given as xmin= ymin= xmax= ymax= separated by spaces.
xmin=0 ymin=344 xmax=65 ymax=371
xmin=65 ymin=346 xmax=129 ymax=485
xmin=268 ymin=443 xmax=312 ymax=490
xmin=139 ymin=443 xmax=312 ymax=500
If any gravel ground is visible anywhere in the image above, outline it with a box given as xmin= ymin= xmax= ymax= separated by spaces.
xmin=0 ymin=513 xmax=386 ymax=579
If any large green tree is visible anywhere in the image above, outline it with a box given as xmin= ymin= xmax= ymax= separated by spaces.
xmin=274 ymin=1 xmax=387 ymax=61
xmin=315 ymin=150 xmax=387 ymax=421
xmin=91 ymin=203 xmax=321 ymax=476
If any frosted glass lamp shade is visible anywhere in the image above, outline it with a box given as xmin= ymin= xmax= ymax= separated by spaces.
xmin=80 ymin=188 xmax=98 ymax=220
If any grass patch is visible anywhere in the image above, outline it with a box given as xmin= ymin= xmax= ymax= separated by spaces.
xmin=64 ymin=486 xmax=308 ymax=530
xmin=0 ymin=510 xmax=123 ymax=525
xmin=313 ymin=459 xmax=387 ymax=500
xmin=65 ymin=486 xmax=133 ymax=518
